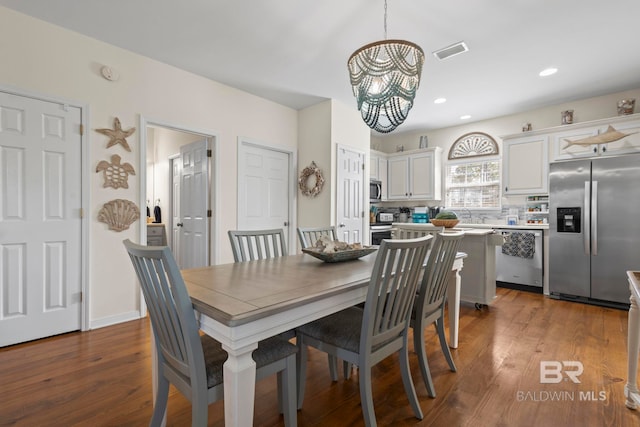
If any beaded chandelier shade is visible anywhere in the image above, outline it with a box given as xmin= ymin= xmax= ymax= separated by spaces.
xmin=348 ymin=1 xmax=424 ymax=133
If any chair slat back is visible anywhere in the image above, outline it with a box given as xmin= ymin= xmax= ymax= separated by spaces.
xmin=393 ymin=223 xmax=444 ymax=240
xmin=123 ymin=239 xmax=205 ymax=383
xmin=297 ymin=226 xmax=337 ymax=249
xmin=362 ymin=236 xmax=432 ymax=350
xmin=228 ymin=229 xmax=287 ymax=262
xmin=417 ymin=232 xmax=465 ymax=311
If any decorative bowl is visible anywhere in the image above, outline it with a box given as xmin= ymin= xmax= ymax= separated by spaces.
xmin=430 ymin=219 xmax=460 ymax=228
xmin=302 ymin=246 xmax=377 ymax=263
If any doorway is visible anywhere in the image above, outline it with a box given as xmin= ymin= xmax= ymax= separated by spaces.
xmin=139 ymin=117 xmax=218 ymax=269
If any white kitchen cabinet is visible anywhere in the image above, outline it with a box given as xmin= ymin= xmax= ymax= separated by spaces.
xmin=387 ymin=148 xmax=442 ymax=200
xmin=502 ymin=134 xmax=549 ymax=195
xmin=370 ymin=149 xmax=388 ymax=200
xmin=552 ymin=114 xmax=640 ymax=160
xmin=370 ymin=150 xmax=382 ymax=179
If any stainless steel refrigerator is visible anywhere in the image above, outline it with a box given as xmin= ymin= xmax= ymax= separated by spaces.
xmin=549 ymin=154 xmax=640 ymax=308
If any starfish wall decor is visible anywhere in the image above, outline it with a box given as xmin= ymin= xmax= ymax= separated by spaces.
xmin=95 ymin=117 xmax=135 ymax=151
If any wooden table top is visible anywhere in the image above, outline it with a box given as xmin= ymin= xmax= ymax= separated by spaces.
xmin=182 ymin=253 xmax=377 ymax=326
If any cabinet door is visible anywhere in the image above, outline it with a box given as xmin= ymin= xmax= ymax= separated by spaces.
xmin=370 ymin=153 xmax=380 ymax=179
xmin=409 ymin=151 xmax=437 ymax=199
xmin=552 ymin=126 xmax=600 ymax=160
xmin=598 ymin=118 xmax=640 ymax=156
xmin=387 ymin=156 xmax=409 ymax=199
xmin=379 ymin=157 xmax=388 ymax=200
xmin=503 ymin=135 xmax=548 ymax=195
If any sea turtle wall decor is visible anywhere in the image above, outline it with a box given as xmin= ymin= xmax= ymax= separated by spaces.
xmin=96 ymin=154 xmax=136 ymax=189
xmin=95 ymin=117 xmax=135 ymax=151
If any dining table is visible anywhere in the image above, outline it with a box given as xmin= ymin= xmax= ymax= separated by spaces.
xmin=171 ymin=250 xmax=466 ymax=427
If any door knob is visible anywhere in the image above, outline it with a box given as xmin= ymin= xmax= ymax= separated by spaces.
xmin=339 ymin=223 xmax=346 ymax=228
xmin=177 ymin=223 xmax=184 ymax=227
xmin=284 ymin=221 xmax=289 ymax=226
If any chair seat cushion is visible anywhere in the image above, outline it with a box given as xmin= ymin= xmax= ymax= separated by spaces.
xmin=297 ymin=306 xmax=364 ymax=353
xmin=201 ymin=335 xmax=298 ymax=388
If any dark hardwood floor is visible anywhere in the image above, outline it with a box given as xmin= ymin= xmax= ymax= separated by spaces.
xmin=1 ymin=287 xmax=639 ymax=426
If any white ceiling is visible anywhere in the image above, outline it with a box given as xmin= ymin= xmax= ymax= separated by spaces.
xmin=4 ymin=0 xmax=640 ymax=136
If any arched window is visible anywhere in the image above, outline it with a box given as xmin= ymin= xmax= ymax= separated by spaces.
xmin=445 ymin=132 xmax=501 ymax=209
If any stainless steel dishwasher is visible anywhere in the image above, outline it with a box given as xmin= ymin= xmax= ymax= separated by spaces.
xmin=494 ymin=229 xmax=543 ymax=288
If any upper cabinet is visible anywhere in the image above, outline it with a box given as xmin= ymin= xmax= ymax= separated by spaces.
xmin=386 ymin=148 xmax=442 ymax=200
xmin=370 ymin=149 xmax=388 ymax=200
xmin=502 ymin=113 xmax=640 ymax=195
xmin=551 ymin=114 xmax=640 ymax=160
xmin=502 ymin=134 xmax=549 ymax=195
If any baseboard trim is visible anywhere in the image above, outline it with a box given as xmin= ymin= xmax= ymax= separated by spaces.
xmin=90 ymin=310 xmax=143 ymax=330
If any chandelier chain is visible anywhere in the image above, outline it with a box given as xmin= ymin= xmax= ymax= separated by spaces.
xmin=383 ymin=0 xmax=388 ymax=39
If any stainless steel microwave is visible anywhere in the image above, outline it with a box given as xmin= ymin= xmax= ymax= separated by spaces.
xmin=370 ymin=179 xmax=382 ymax=203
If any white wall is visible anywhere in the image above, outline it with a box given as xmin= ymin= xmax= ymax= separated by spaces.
xmin=297 ymin=99 xmax=370 ymax=249
xmin=0 ymin=6 xmax=298 ymax=327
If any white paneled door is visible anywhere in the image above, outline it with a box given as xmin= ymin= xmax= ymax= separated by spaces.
xmin=336 ymin=145 xmax=365 ymax=243
xmin=178 ymin=139 xmax=209 ymax=269
xmin=237 ymin=141 xmax=291 ymax=248
xmin=0 ymin=91 xmax=83 ymax=347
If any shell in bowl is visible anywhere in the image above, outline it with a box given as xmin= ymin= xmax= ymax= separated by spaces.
xmin=430 ymin=219 xmax=460 ymax=228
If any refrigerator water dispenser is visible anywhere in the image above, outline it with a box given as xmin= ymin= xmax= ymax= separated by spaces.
xmin=556 ymin=207 xmax=581 ymax=233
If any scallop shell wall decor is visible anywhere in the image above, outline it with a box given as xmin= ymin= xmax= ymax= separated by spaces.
xmin=98 ymin=199 xmax=140 ymax=232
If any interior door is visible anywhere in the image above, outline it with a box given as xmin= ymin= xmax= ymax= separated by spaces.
xmin=0 ymin=91 xmax=83 ymax=346
xmin=336 ymin=145 xmax=365 ymax=243
xmin=237 ymin=141 xmax=291 ymax=248
xmin=179 ymin=139 xmax=209 ymax=269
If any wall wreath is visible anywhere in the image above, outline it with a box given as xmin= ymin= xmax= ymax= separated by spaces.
xmin=298 ymin=161 xmax=325 ymax=198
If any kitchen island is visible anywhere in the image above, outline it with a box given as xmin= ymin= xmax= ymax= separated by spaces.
xmin=391 ymin=224 xmax=503 ymax=307
xmin=459 ymin=223 xmax=550 ymax=295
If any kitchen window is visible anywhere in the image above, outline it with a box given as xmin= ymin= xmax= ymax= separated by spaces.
xmin=445 ymin=160 xmax=500 ymax=208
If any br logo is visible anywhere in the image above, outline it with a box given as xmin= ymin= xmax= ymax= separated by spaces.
xmin=540 ymin=361 xmax=583 ymax=384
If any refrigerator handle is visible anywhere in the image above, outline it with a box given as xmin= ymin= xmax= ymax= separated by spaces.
xmin=592 ymin=181 xmax=598 ymax=256
xmin=584 ymin=181 xmax=590 ymax=255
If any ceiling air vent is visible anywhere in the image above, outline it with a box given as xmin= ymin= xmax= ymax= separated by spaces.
xmin=433 ymin=41 xmax=469 ymax=61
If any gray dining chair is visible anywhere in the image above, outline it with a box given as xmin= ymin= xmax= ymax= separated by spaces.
xmin=411 ymin=231 xmax=464 ymax=397
xmin=296 ymin=226 xmax=337 ymax=249
xmin=123 ymin=239 xmax=298 ymax=427
xmin=297 ymin=225 xmax=351 ymax=381
xmin=228 ymin=228 xmax=288 ymax=262
xmin=296 ymin=236 xmax=433 ymax=426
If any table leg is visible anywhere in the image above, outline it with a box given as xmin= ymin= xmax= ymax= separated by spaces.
xmin=626 ymin=282 xmax=640 ymax=409
xmin=222 ymin=343 xmax=258 ymax=426
xmin=447 ymin=269 xmax=461 ymax=349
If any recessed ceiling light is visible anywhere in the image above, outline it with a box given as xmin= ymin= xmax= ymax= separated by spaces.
xmin=539 ymin=67 xmax=558 ymax=77
xmin=434 ymin=98 xmax=447 ymax=104
xmin=460 ymin=115 xmax=471 ymax=120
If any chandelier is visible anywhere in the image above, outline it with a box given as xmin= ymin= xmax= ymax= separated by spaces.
xmin=348 ymin=0 xmax=425 ymax=133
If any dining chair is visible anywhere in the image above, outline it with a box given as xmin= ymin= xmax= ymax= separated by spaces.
xmin=228 ymin=228 xmax=287 ymax=262
xmin=296 ymin=236 xmax=433 ymax=426
xmin=411 ymin=231 xmax=464 ymax=397
xmin=123 ymin=239 xmax=297 ymax=427
xmin=297 ymin=225 xmax=352 ymax=381
xmin=296 ymin=226 xmax=337 ymax=249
